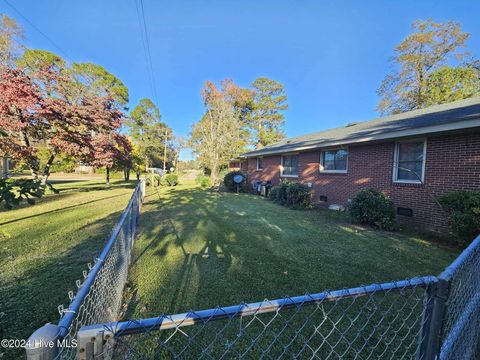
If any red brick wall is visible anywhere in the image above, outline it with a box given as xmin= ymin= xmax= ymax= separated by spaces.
xmin=245 ymin=132 xmax=480 ymax=231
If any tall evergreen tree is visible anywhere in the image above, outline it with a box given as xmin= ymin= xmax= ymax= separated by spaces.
xmin=249 ymin=77 xmax=288 ymax=147
xmin=127 ymin=98 xmax=172 ymax=170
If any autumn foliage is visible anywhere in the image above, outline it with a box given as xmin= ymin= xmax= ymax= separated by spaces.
xmin=0 ymin=65 xmax=132 ymax=185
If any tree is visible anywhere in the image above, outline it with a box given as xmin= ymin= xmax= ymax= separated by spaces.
xmin=0 ymin=14 xmax=23 ymax=67
xmin=68 ymin=62 xmax=129 ymax=106
xmin=249 ymin=77 xmax=288 ymax=146
xmin=424 ymin=66 xmax=480 ymax=106
xmin=190 ymin=80 xmax=252 ymax=183
xmin=127 ymin=98 xmax=172 ymax=170
xmin=0 ymin=66 xmax=127 ymax=186
xmin=16 ymin=49 xmax=66 ymax=73
xmin=378 ymin=20 xmax=470 ymax=114
xmin=91 ymin=132 xmax=132 ymax=184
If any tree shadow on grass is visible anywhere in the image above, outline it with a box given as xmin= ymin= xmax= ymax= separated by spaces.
xmin=122 ymin=185 xmax=458 ymax=324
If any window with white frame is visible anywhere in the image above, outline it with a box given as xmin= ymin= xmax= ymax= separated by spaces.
xmin=393 ymin=140 xmax=426 ymax=183
xmin=256 ymin=157 xmax=263 ymax=170
xmin=320 ymin=149 xmax=348 ymax=172
xmin=281 ymin=154 xmax=299 ymax=176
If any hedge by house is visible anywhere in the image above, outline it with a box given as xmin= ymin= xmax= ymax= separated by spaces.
xmin=348 ymin=188 xmax=395 ymax=230
xmin=438 ymin=190 xmax=480 ymax=246
xmin=269 ymin=180 xmax=312 ymax=210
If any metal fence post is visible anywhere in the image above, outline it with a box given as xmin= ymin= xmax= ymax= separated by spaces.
xmin=417 ymin=278 xmax=450 ymax=360
xmin=77 ymin=325 xmax=115 ymax=360
xmin=25 ymin=323 xmax=61 ymax=360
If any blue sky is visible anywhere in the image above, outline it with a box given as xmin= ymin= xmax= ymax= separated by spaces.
xmin=2 ymin=0 xmax=480 ymax=160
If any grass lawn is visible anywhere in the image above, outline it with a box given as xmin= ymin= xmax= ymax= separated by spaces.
xmin=125 ymin=180 xmax=459 ymax=319
xmin=0 ymin=180 xmax=136 ymax=359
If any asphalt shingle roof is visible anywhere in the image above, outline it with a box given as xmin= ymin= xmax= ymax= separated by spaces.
xmin=242 ymin=97 xmax=480 ymax=157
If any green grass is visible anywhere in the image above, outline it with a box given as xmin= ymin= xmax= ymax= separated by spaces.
xmin=0 ymin=180 xmax=136 ymax=359
xmin=125 ymin=180 xmax=459 ymax=319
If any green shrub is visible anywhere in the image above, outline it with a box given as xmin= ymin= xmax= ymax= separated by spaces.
xmin=146 ymin=173 xmax=161 ymax=186
xmin=268 ymin=180 xmax=312 ymax=209
xmin=223 ymin=171 xmax=246 ymax=192
xmin=438 ymin=191 xmax=480 ymax=246
xmin=162 ymin=173 xmax=179 ymax=187
xmin=269 ymin=180 xmax=290 ymax=205
xmin=348 ymin=188 xmax=395 ymax=230
xmin=196 ymin=175 xmax=212 ymax=189
xmin=285 ymin=182 xmax=313 ymax=210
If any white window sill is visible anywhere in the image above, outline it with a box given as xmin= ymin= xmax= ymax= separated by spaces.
xmin=280 ymin=174 xmax=298 ymax=178
xmin=393 ymin=179 xmax=423 ymax=185
xmin=320 ymin=170 xmax=347 ymax=174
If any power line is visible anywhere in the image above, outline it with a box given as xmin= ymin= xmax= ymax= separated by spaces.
xmin=2 ymin=0 xmax=73 ymax=62
xmin=134 ymin=0 xmax=159 ymax=105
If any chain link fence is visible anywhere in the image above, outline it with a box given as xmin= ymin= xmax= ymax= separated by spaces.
xmin=74 ymin=235 xmax=480 ymax=360
xmin=438 ymin=235 xmax=480 ymax=360
xmin=26 ymin=179 xmax=145 ymax=360
xmin=27 ymin=197 xmax=479 ymax=359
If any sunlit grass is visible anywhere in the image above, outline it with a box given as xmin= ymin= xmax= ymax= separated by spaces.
xmin=124 ymin=180 xmax=458 ymax=320
xmin=0 ymin=180 xmax=135 ymax=360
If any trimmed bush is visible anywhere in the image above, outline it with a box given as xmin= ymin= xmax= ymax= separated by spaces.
xmin=348 ymin=188 xmax=395 ymax=230
xmin=269 ymin=180 xmax=312 ymax=210
xmin=162 ymin=173 xmax=179 ymax=187
xmin=285 ymin=182 xmax=313 ymax=209
xmin=196 ymin=175 xmax=212 ymax=189
xmin=269 ymin=180 xmax=290 ymax=205
xmin=223 ymin=171 xmax=246 ymax=192
xmin=438 ymin=191 xmax=480 ymax=246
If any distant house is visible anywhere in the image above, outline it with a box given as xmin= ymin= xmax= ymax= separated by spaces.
xmin=241 ymin=97 xmax=480 ymax=231
xmin=228 ymin=157 xmax=247 ymax=172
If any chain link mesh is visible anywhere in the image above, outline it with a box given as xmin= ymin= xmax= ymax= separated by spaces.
xmin=439 ymin=236 xmax=480 ymax=360
xmin=84 ymin=278 xmax=432 ymax=359
xmin=54 ymin=181 xmax=144 ymax=360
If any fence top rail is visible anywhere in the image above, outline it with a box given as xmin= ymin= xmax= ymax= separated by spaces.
xmin=439 ymin=234 xmax=480 ymax=281
xmin=57 ymin=180 xmax=143 ymax=338
xmin=78 ymin=275 xmax=436 ymax=338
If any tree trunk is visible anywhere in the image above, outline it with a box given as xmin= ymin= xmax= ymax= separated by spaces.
xmin=123 ymin=168 xmax=130 ymax=181
xmin=106 ymin=167 xmax=110 ymax=185
xmin=40 ymin=151 xmax=57 ymax=187
xmin=211 ymin=163 xmax=219 ymax=185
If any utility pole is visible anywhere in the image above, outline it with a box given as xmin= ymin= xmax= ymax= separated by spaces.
xmin=163 ymin=128 xmax=168 ymax=172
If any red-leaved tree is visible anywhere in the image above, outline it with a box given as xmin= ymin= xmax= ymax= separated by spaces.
xmin=0 ymin=66 xmax=131 ymax=186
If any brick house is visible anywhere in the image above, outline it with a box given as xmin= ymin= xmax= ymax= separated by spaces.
xmin=241 ymin=97 xmax=480 ymax=231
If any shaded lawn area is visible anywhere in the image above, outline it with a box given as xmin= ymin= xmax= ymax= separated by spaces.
xmin=124 ymin=181 xmax=459 ymax=320
xmin=0 ymin=180 xmax=136 ymax=359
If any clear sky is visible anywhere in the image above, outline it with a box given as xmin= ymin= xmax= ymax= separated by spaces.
xmin=2 ymin=0 xmax=480 ymax=160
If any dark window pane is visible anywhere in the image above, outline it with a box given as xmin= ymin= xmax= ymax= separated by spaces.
xmin=282 ymin=155 xmax=299 ymax=175
xmin=322 ymin=150 xmax=348 ymax=171
xmin=396 ymin=141 xmax=424 ymax=181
